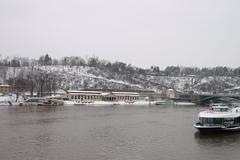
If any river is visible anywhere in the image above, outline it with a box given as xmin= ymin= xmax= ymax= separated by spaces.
xmin=0 ymin=105 xmax=240 ymax=160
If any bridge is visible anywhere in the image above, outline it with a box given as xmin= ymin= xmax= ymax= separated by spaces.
xmin=135 ymin=91 xmax=240 ymax=105
xmin=176 ymin=93 xmax=240 ymax=105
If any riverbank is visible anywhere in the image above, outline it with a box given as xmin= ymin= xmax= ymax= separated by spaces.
xmin=1 ymin=95 xmax=197 ymax=107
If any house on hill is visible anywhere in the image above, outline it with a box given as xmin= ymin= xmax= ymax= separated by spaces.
xmin=0 ymin=84 xmax=11 ymax=96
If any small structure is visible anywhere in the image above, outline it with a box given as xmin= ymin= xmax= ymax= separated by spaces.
xmin=0 ymin=84 xmax=11 ymax=95
xmin=166 ymin=89 xmax=176 ymax=98
xmin=24 ymin=92 xmax=38 ymax=98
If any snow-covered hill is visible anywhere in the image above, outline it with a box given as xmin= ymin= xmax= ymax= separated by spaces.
xmin=1 ymin=65 xmax=240 ymax=94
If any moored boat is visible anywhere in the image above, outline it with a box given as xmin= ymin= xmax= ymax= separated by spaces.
xmin=20 ymin=98 xmax=64 ymax=106
xmin=194 ymin=103 xmax=240 ymax=133
xmin=174 ymin=101 xmax=196 ymax=106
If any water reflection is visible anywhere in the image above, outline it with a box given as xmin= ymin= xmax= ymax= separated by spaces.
xmin=6 ymin=106 xmax=64 ymax=113
xmin=194 ymin=131 xmax=240 ymax=146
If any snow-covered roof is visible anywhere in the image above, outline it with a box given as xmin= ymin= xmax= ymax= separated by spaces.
xmin=101 ymin=92 xmax=111 ymax=96
xmin=0 ymin=85 xmax=10 ymax=87
xmin=224 ymin=86 xmax=240 ymax=91
xmin=67 ymin=90 xmax=102 ymax=94
xmin=68 ymin=93 xmax=101 ymax=96
xmin=112 ymin=92 xmax=139 ymax=96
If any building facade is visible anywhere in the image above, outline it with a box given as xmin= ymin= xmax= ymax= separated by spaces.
xmin=66 ymin=90 xmax=102 ymax=101
xmin=66 ymin=90 xmax=140 ymax=102
xmin=0 ymin=85 xmax=11 ymax=95
xmin=166 ymin=89 xmax=176 ymax=98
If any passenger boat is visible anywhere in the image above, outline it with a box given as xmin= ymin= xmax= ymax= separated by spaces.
xmin=194 ymin=103 xmax=240 ymax=132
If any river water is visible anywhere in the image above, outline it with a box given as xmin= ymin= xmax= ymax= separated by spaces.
xmin=0 ymin=105 xmax=240 ymax=160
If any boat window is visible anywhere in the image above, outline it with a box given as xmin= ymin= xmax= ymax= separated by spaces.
xmin=221 ymin=108 xmax=228 ymax=112
xmin=212 ymin=108 xmax=229 ymax=112
xmin=234 ymin=117 xmax=240 ymax=124
xmin=200 ymin=117 xmax=223 ymax=125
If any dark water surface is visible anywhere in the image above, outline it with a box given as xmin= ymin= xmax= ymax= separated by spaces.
xmin=1 ymin=105 xmax=240 ymax=160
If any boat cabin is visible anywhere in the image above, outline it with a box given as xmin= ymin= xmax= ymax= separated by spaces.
xmin=198 ymin=105 xmax=240 ymax=127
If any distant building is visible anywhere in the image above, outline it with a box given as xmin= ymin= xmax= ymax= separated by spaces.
xmin=66 ymin=90 xmax=140 ymax=102
xmin=66 ymin=90 xmax=102 ymax=101
xmin=112 ymin=92 xmax=139 ymax=101
xmin=24 ymin=92 xmax=38 ymax=98
xmin=166 ymin=89 xmax=176 ymax=98
xmin=0 ymin=84 xmax=11 ymax=95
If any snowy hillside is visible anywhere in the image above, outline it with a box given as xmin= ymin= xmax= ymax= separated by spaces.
xmin=38 ymin=65 xmax=144 ymax=90
xmin=1 ymin=64 xmax=240 ymax=95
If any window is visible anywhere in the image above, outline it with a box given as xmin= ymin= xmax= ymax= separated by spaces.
xmin=200 ymin=118 xmax=223 ymax=125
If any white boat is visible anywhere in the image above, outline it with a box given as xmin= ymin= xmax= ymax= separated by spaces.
xmin=154 ymin=100 xmax=171 ymax=105
xmin=194 ymin=103 xmax=240 ymax=132
xmin=174 ymin=101 xmax=196 ymax=106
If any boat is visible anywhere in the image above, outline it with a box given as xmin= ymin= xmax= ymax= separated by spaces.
xmin=73 ymin=100 xmax=92 ymax=105
xmin=155 ymin=101 xmax=166 ymax=105
xmin=20 ymin=98 xmax=64 ymax=106
xmin=174 ymin=101 xmax=196 ymax=106
xmin=194 ymin=103 xmax=240 ymax=132
xmin=38 ymin=99 xmax=64 ymax=106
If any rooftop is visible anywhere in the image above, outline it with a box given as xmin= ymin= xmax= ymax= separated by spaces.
xmin=0 ymin=85 xmax=10 ymax=87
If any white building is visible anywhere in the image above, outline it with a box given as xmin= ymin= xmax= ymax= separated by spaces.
xmin=66 ymin=90 xmax=140 ymax=102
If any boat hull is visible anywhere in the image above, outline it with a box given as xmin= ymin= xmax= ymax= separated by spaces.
xmin=194 ymin=124 xmax=240 ymax=133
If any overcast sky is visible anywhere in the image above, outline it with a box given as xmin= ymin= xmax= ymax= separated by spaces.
xmin=0 ymin=0 xmax=240 ymax=68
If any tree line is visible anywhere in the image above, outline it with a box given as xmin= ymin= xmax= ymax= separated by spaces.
xmin=1 ymin=54 xmax=240 ymax=77
xmin=1 ymin=54 xmax=240 ymax=98
xmin=6 ymin=67 xmax=62 ymax=100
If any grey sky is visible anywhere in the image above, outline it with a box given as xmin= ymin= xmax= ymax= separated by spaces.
xmin=0 ymin=0 xmax=240 ymax=68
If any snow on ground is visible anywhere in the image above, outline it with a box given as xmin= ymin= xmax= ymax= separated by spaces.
xmin=2 ymin=65 xmax=240 ymax=94
xmin=38 ymin=65 xmax=143 ymax=89
xmin=0 ymin=94 xmax=24 ymax=106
